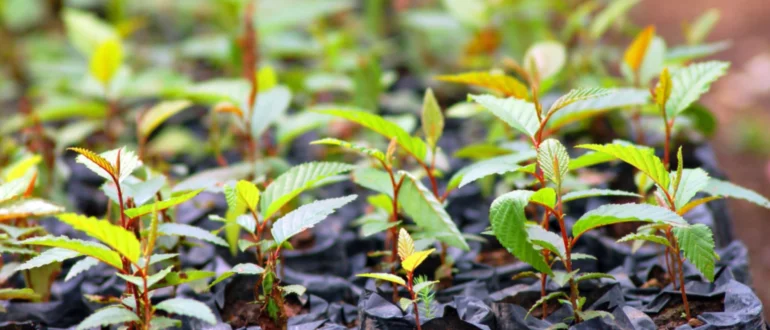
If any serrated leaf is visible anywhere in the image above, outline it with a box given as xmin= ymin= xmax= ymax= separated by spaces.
xmin=527 ymin=291 xmax=568 ymax=318
xmin=281 ymin=284 xmax=306 ymax=297
xmin=138 ymin=100 xmax=192 ymax=139
xmin=17 ymin=248 xmax=80 ymax=271
xmin=271 ymin=195 xmax=357 ymax=244
xmin=575 ymin=272 xmax=616 ymax=283
xmin=413 ymin=280 xmax=438 ymax=294
xmin=0 ymin=174 xmax=35 ymax=204
xmin=671 ymin=169 xmax=710 ymax=210
xmin=548 ymin=88 xmax=650 ymax=130
xmin=117 ymin=266 xmax=173 ymax=289
xmin=398 ymin=173 xmax=469 ymax=250
xmin=155 ymin=298 xmax=216 ymax=325
xmin=0 ymin=198 xmax=64 ymax=221
xmin=235 ymin=180 xmax=260 ymax=213
xmin=524 ymin=41 xmax=567 ymax=82
xmin=315 ymin=108 xmax=428 ymax=161
xmin=538 ymin=139 xmax=569 ymax=186
xmin=421 ymin=88 xmax=444 ymax=149
xmin=76 ymin=306 xmax=138 ymax=330
xmin=569 ymin=253 xmax=597 ymax=261
xmin=251 ymin=86 xmax=292 ymax=138
xmin=490 ymin=190 xmax=551 ymax=275
xmin=20 ymin=236 xmax=123 ymax=269
xmin=578 ymin=143 xmax=669 ymax=190
xmin=150 ymin=316 xmax=182 ymax=330
xmin=527 ymin=224 xmax=564 ymax=258
xmin=58 ymin=213 xmax=140 ymax=263
xmin=172 ymin=162 xmax=253 ymax=192
xmin=402 ymin=249 xmax=435 ymax=272
xmin=310 ymin=138 xmax=385 ymax=162
xmin=352 ymin=167 xmax=396 ymax=197
xmin=548 ymin=88 xmax=613 ymax=114
xmin=0 ymin=288 xmax=41 ymax=301
xmin=452 ymin=150 xmax=536 ymax=189
xmin=530 ymin=188 xmax=556 ymax=210
xmin=617 ymin=232 xmax=671 ymax=248
xmin=562 ymin=189 xmax=641 ymax=203
xmin=236 ymin=215 xmax=257 ymax=234
xmin=397 ymin=228 xmax=415 ymax=261
xmin=65 ymin=257 xmax=99 ymax=281
xmin=150 ymin=270 xmax=216 ymax=290
xmin=665 ymin=61 xmax=729 ymax=118
xmin=552 ymin=270 xmax=579 ymax=287
xmin=436 ymin=71 xmax=527 ymax=99
xmin=655 ymin=68 xmax=672 ymax=108
xmin=573 ymin=204 xmax=686 ymax=238
xmin=357 ymin=273 xmax=406 ymax=286
xmin=124 ymin=189 xmax=203 ymax=218
xmin=470 ymin=94 xmax=539 ymax=138
xmin=71 ymin=147 xmax=141 ymax=183
xmin=3 ymin=155 xmax=41 ymax=182
xmin=261 ymin=162 xmax=355 ymax=219
xmin=673 ymin=224 xmax=715 ymax=281
xmin=158 ymin=223 xmax=228 ymax=247
xmin=701 ymin=178 xmax=770 ymax=209
xmin=624 ymin=26 xmax=655 ymax=72
xmin=89 ymin=39 xmax=123 ymax=86
xmin=209 ymin=263 xmax=264 ymax=287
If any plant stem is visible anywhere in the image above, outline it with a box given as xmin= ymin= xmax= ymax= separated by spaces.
xmin=407 ymin=271 xmax=422 ymax=330
xmin=668 ymin=228 xmax=692 ymax=320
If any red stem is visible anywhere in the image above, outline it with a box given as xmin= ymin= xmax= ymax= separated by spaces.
xmin=407 ymin=271 xmax=422 ymax=330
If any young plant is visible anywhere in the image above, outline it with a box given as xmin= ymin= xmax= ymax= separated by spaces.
xmin=357 ymin=228 xmax=439 ymax=330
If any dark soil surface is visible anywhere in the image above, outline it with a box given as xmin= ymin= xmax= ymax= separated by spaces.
xmin=651 ymin=297 xmax=724 ymax=330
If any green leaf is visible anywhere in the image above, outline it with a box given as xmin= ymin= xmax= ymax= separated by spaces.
xmin=357 ymin=273 xmax=406 ymax=286
xmin=0 ymin=288 xmax=41 ymax=301
xmin=72 ymin=147 xmax=141 ymax=183
xmin=209 ymin=263 xmax=265 ymax=287
xmin=617 ymin=232 xmax=671 ymax=247
xmin=65 ymin=257 xmax=99 ymax=281
xmin=398 ymin=173 xmax=469 ymax=250
xmin=667 ymin=41 xmax=730 ymax=63
xmin=17 ymin=248 xmax=80 ymax=271
xmin=537 ymin=139 xmax=569 ymax=186
xmin=527 ymin=291 xmax=568 ymax=318
xmin=562 ymin=189 xmax=641 ymax=203
xmin=251 ymin=86 xmax=292 ymax=138
xmin=19 ymin=236 xmax=123 ymax=269
xmin=235 ymin=180 xmax=260 ymax=214
xmin=702 ymin=178 xmax=770 ymax=209
xmin=671 ymin=169 xmax=710 ymax=210
xmin=398 ymin=297 xmax=413 ymax=312
xmin=58 ymin=213 xmax=141 ymax=263
xmin=575 ymin=272 xmax=616 ymax=283
xmin=548 ymin=88 xmax=613 ymax=114
xmin=530 ymin=188 xmax=556 ymax=210
xmin=665 ymin=61 xmax=729 ymax=118
xmin=527 ymin=224 xmax=564 ymax=258
xmin=452 ymin=150 xmax=536 ymax=189
xmin=123 ymin=189 xmax=203 ymax=218
xmin=281 ymin=284 xmax=307 ymax=297
xmin=3 ymin=155 xmax=41 ymax=182
xmin=470 ymin=94 xmax=539 ymax=138
xmin=315 ymin=108 xmax=428 ymax=161
xmin=150 ymin=316 xmax=182 ymax=330
xmin=578 ymin=310 xmax=615 ymax=322
xmin=686 ymin=9 xmax=721 ymax=45
xmin=524 ymin=41 xmax=567 ymax=82
xmin=490 ymin=190 xmax=551 ymax=275
xmin=573 ymin=204 xmax=686 ymax=238
xmin=361 ymin=219 xmax=401 ymax=237
xmin=402 ymin=249 xmax=435 ymax=272
xmin=569 ymin=253 xmax=597 ymax=261
xmin=89 ymin=39 xmax=123 ymax=86
xmin=578 ymin=143 xmax=669 ymax=190
xmin=352 ymin=167 xmax=396 ymax=197
xmin=138 ymin=100 xmax=192 ymax=139
xmin=436 ymin=71 xmax=528 ymax=99
xmin=76 ymin=306 xmax=138 ymax=330
xmin=310 ymin=138 xmax=385 ymax=162
xmin=589 ymin=0 xmax=639 ymax=39
xmin=154 ymin=298 xmax=216 ymax=325
xmin=548 ymin=88 xmax=650 ymax=130
xmin=261 ymin=162 xmax=355 ymax=219
xmin=271 ymin=195 xmax=357 ymax=244
xmin=0 ymin=174 xmax=35 ymax=204
xmin=172 ymin=162 xmax=253 ymax=192
xmin=62 ymin=8 xmax=118 ymax=56
xmin=421 ymin=88 xmax=444 ymax=149
xmin=552 ymin=270 xmax=579 ymax=287
xmin=673 ymin=224 xmax=715 ymax=281
xmin=158 ymin=223 xmax=228 ymax=247
xmin=150 ymin=270 xmax=216 ymax=290
xmin=0 ymin=199 xmax=64 ymax=221
xmin=116 ymin=266 xmax=174 ymax=290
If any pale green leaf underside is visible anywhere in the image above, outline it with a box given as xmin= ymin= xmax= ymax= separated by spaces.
xmin=77 ymin=306 xmax=138 ymax=330
xmin=671 ymin=168 xmax=710 ymax=210
xmin=562 ymin=189 xmax=641 ymax=203
xmin=451 ymin=150 xmax=536 ymax=189
xmin=548 ymin=88 xmax=649 ymax=130
xmin=665 ymin=61 xmax=729 ymax=118
xmin=154 ymin=298 xmax=217 ymax=325
xmin=310 ymin=138 xmax=385 ymax=162
xmin=470 ymin=94 xmax=540 ymax=138
xmin=538 ymin=139 xmax=570 ymax=186
xmin=18 ymin=248 xmax=80 ymax=271
xmin=210 ymin=263 xmax=264 ymax=287
xmin=357 ymin=273 xmax=406 ymax=286
xmin=261 ymin=162 xmax=355 ymax=219
xmin=66 ymin=257 xmax=99 ymax=281
xmin=702 ymin=178 xmax=770 ymax=209
xmin=271 ymin=195 xmax=357 ymax=244
xmin=123 ymin=189 xmax=204 ymax=218
xmin=548 ymin=88 xmax=613 ymax=114
xmin=20 ymin=236 xmax=123 ymax=269
xmin=158 ymin=222 xmax=228 ymax=247
xmin=573 ymin=203 xmax=686 ymax=237
xmin=617 ymin=232 xmax=671 ymax=247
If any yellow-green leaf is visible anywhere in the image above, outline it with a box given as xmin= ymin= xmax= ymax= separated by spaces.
xmin=3 ymin=155 xmax=41 ymax=182
xmin=138 ymin=100 xmax=192 ymax=139
xmin=57 ymin=213 xmax=141 ymax=263
xmin=623 ymin=26 xmax=655 ymax=73
xmin=89 ymin=39 xmax=123 ymax=86
xmin=421 ymin=88 xmax=444 ymax=149
xmin=357 ymin=273 xmax=406 ymax=286
xmin=257 ymin=65 xmax=277 ymax=92
xmin=397 ymin=228 xmax=414 ymax=261
xmin=401 ymin=249 xmax=435 ymax=272
xmin=235 ymin=180 xmax=260 ymax=214
xmin=655 ymin=68 xmax=672 ymax=109
xmin=0 ymin=199 xmax=64 ymax=221
xmin=436 ymin=71 xmax=528 ymax=99
xmin=123 ymin=189 xmax=203 ymax=218
xmin=21 ymin=236 xmax=123 ymax=269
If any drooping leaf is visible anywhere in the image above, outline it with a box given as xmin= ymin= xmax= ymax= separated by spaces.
xmin=271 ymin=195 xmax=358 ymax=244
xmin=670 ymin=169 xmax=710 ymax=210
xmin=397 ymin=228 xmax=415 ymax=261
xmin=20 ymin=236 xmax=123 ymax=269
xmin=575 ymin=273 xmax=616 ymax=283
xmin=123 ymin=189 xmax=203 ymax=218
xmin=527 ymin=291 xmax=568 ymax=318
xmin=573 ymin=204 xmax=686 ymax=238
xmin=357 ymin=273 xmax=406 ymax=286
xmin=562 ymin=189 xmax=641 ymax=203
xmin=17 ymin=248 xmax=80 ymax=271
xmin=523 ymin=41 xmax=567 ymax=82
xmin=617 ymin=232 xmax=671 ymax=247
xmin=310 ymin=138 xmax=385 ymax=162
xmin=548 ymin=88 xmax=613 ymax=114
xmin=138 ymin=100 xmax=193 ymax=139
xmin=398 ymin=173 xmax=469 ymax=250
xmin=158 ymin=223 xmax=228 ymax=247
xmin=537 ymin=139 xmax=569 ymax=186
xmin=578 ymin=143 xmax=669 ymax=190
xmin=235 ymin=180 xmax=260 ymax=214
xmin=526 ymin=224 xmax=565 ymax=258
xmin=261 ymin=162 xmax=355 ymax=219
xmin=530 ymin=188 xmax=557 ymax=210
xmin=76 ymin=306 xmax=138 ymax=330
xmin=665 ymin=61 xmax=729 ymax=118
xmin=65 ymin=257 xmax=99 ymax=281
xmin=151 ymin=270 xmax=216 ymax=290
xmin=0 ymin=199 xmax=64 ymax=221
xmin=451 ymin=150 xmax=536 ymax=189
xmin=154 ymin=298 xmax=217 ymax=325
xmin=673 ymin=224 xmax=715 ymax=281
xmin=209 ymin=263 xmax=265 ymax=287
xmin=89 ymin=39 xmax=123 ymax=86
xmin=702 ymin=178 xmax=770 ymax=209
xmin=421 ymin=88 xmax=444 ymax=149
xmin=0 ymin=288 xmax=41 ymax=301
xmin=58 ymin=213 xmax=140 ymax=263
xmin=552 ymin=270 xmax=579 ymax=287
xmin=547 ymin=88 xmax=650 ymax=130
xmin=351 ymin=167 xmax=397 ymax=197
xmin=436 ymin=71 xmax=528 ymax=99
xmin=470 ymin=94 xmax=539 ymax=138
xmin=314 ymin=108 xmax=428 ymax=161
xmin=489 ymin=190 xmax=551 ymax=275
xmin=251 ymin=86 xmax=292 ymax=138
xmin=401 ymin=249 xmax=435 ymax=272
xmin=624 ymin=26 xmax=656 ymax=73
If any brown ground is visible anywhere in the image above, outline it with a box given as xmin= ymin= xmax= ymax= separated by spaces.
xmin=634 ymin=0 xmax=770 ymax=318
